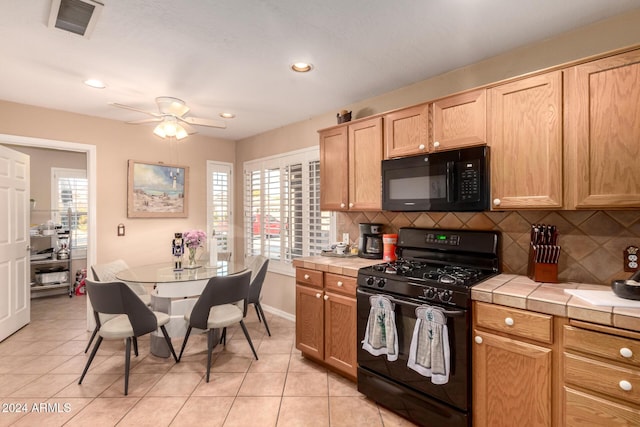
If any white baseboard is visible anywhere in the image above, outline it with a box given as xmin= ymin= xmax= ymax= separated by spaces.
xmin=260 ymin=303 xmax=295 ymax=323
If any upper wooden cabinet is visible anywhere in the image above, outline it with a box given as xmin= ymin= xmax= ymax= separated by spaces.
xmin=565 ymin=49 xmax=640 ymax=209
xmin=319 ymin=126 xmax=348 ymax=210
xmin=348 ymin=117 xmax=383 ymax=210
xmin=383 ymin=103 xmax=428 ymax=158
xmin=432 ymin=89 xmax=487 ymax=151
xmin=319 ymin=117 xmax=383 ymax=211
xmin=488 ymin=71 xmax=563 ymax=210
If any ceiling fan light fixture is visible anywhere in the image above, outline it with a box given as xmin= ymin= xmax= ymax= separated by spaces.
xmin=291 ymin=62 xmax=313 ymax=73
xmin=153 ymin=119 xmax=189 ymax=140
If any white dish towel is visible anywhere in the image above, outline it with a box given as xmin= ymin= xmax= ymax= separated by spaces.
xmin=361 ymin=295 xmax=398 ymax=361
xmin=408 ymin=305 xmax=450 ymax=385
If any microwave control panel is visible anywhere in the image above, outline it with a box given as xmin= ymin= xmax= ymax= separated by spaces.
xmin=458 ymin=159 xmax=480 ymax=201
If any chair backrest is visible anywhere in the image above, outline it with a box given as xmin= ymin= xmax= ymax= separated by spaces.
xmin=85 ymin=279 xmax=157 ymax=337
xmin=247 ymin=256 xmax=269 ymax=305
xmin=189 ymin=270 xmax=252 ymax=330
xmin=91 ymin=260 xmax=147 ymax=296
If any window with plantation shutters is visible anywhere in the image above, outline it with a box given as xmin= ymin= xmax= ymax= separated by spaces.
xmin=207 ymin=162 xmax=233 ymax=258
xmin=244 ymin=147 xmax=333 ymax=274
xmin=51 ymin=168 xmax=88 ymax=254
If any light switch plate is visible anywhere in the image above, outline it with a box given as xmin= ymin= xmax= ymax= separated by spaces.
xmin=342 ymin=233 xmax=350 ymax=244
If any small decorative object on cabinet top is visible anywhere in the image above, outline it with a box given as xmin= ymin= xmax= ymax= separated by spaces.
xmin=337 ymin=109 xmax=352 ymax=124
xmin=183 ymin=229 xmax=206 ymax=269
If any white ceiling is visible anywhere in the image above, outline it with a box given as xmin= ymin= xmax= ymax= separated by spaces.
xmin=1 ymin=0 xmax=639 ymax=141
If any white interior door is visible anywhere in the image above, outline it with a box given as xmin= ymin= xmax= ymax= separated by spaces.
xmin=207 ymin=161 xmax=233 ymax=260
xmin=0 ymin=145 xmax=30 ymax=342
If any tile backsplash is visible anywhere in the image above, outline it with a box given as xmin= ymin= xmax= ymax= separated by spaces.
xmin=337 ymin=210 xmax=640 ymax=285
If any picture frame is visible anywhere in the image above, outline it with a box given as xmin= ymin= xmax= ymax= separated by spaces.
xmin=127 ymin=160 xmax=189 ymax=218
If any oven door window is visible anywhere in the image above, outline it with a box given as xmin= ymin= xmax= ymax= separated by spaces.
xmin=357 ymin=288 xmax=470 ymax=411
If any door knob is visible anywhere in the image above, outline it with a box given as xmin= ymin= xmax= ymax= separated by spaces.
xmin=504 ymin=317 xmax=514 ymax=326
xmin=323 ymin=295 xmax=329 ymax=300
xmin=620 ymin=347 xmax=633 ymax=358
xmin=304 ymin=274 xmax=310 ymax=280
xmin=493 ymin=198 xmax=501 ymax=206
xmin=418 ymin=144 xmax=425 ymax=150
xmin=315 ymin=293 xmax=321 ymax=299
xmin=474 ymin=336 xmax=483 ymax=344
xmin=433 ymin=141 xmax=440 ymax=148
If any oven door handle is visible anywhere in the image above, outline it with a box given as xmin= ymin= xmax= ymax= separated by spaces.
xmin=385 ymin=293 xmax=466 ymax=317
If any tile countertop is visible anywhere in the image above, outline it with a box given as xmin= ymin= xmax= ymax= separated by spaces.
xmin=473 ymin=274 xmax=640 ymax=333
xmin=292 ymin=255 xmax=381 ymax=277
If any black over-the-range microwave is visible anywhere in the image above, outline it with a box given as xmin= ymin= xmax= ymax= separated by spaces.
xmin=381 ymin=145 xmax=489 ymax=212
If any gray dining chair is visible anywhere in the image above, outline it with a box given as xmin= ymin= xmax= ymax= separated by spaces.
xmin=78 ymin=279 xmax=178 ymax=396
xmin=245 ymin=255 xmax=271 ymax=336
xmin=84 ymin=259 xmax=152 ymax=353
xmin=178 ymin=270 xmax=257 ymax=382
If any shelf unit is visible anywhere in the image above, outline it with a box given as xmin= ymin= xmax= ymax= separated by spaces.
xmin=29 ymin=209 xmax=73 ymax=298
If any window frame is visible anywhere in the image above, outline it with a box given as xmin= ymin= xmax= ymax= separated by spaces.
xmin=244 ymin=146 xmax=334 ymax=276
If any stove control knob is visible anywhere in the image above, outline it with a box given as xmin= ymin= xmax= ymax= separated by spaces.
xmin=366 ymin=277 xmax=375 ymax=287
xmin=440 ymin=290 xmax=453 ymax=302
xmin=376 ymin=278 xmax=386 ymax=288
xmin=425 ymin=287 xmax=436 ymax=299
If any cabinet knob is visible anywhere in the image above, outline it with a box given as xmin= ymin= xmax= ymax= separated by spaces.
xmin=304 ymin=274 xmax=310 ymax=280
xmin=340 ymin=203 xmax=345 ymax=208
xmin=323 ymin=294 xmax=329 ymax=300
xmin=433 ymin=141 xmax=440 ymax=148
xmin=315 ymin=293 xmax=321 ymax=299
xmin=493 ymin=198 xmax=501 ymax=206
xmin=504 ymin=317 xmax=514 ymax=326
xmin=418 ymin=144 xmax=425 ymax=150
xmin=349 ymin=203 xmax=353 ymax=208
xmin=337 ymin=281 xmax=343 ymax=287
xmin=620 ymin=347 xmax=633 ymax=358
xmin=619 ymin=380 xmax=633 ymax=391
xmin=474 ymin=336 xmax=483 ymax=344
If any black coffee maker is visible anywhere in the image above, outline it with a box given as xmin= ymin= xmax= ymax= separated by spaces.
xmin=358 ymin=223 xmax=383 ymax=259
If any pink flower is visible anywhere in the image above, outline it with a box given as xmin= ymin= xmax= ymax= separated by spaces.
xmin=183 ymin=229 xmax=206 ymax=249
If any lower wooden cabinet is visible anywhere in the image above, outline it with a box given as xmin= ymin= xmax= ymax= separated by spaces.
xmin=295 ymin=268 xmax=357 ymax=379
xmin=563 ymin=321 xmax=640 ymax=426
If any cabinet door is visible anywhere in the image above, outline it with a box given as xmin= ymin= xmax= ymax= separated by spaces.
xmin=488 ymin=71 xmax=563 ymax=210
xmin=323 ymin=291 xmax=357 ymax=378
xmin=432 ymin=89 xmax=486 ymax=151
xmin=473 ymin=330 xmax=552 ymax=427
xmin=384 ymin=104 xmax=429 ymax=158
xmin=348 ymin=117 xmax=383 ymax=210
xmin=565 ymin=49 xmax=640 ymax=208
xmin=295 ymin=284 xmax=324 ymax=360
xmin=319 ymin=126 xmax=349 ymax=210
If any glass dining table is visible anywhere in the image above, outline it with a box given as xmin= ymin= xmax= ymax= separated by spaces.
xmin=116 ymin=261 xmax=247 ymax=358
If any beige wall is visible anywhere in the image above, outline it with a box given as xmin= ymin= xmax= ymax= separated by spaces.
xmin=1 ymin=101 xmax=235 ymax=267
xmin=236 ymin=9 xmax=640 ymax=315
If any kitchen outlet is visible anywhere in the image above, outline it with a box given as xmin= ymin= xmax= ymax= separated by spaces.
xmin=342 ymin=233 xmax=350 ymax=244
xmin=624 ymin=246 xmax=639 ymax=272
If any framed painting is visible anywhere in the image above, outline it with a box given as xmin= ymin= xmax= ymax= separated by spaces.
xmin=127 ymin=160 xmax=189 ymax=218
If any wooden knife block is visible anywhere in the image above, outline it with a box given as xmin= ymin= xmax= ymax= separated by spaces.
xmin=527 ymin=246 xmax=559 ymax=283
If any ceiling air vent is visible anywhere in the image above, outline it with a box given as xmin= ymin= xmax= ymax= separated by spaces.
xmin=48 ymin=0 xmax=104 ymax=38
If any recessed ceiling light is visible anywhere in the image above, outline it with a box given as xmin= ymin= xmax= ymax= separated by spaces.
xmin=291 ymin=62 xmax=313 ymax=73
xmin=219 ymin=112 xmax=236 ymax=119
xmin=84 ymin=78 xmax=106 ymax=88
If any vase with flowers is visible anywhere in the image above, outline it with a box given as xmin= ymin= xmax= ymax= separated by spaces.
xmin=183 ymin=229 xmax=206 ymax=268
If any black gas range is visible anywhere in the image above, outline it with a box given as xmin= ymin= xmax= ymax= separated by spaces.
xmin=356 ymin=227 xmax=500 ymax=427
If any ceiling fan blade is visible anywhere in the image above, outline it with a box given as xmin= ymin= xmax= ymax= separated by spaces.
xmin=156 ymin=97 xmax=190 ymax=117
xmin=109 ymin=102 xmax=160 ymax=117
xmin=127 ymin=118 xmax=163 ymax=125
xmin=181 ymin=122 xmax=197 ymax=134
xmin=180 ymin=116 xmax=227 ymax=129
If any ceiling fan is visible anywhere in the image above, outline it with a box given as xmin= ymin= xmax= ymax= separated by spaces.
xmin=110 ymin=97 xmax=226 ymax=140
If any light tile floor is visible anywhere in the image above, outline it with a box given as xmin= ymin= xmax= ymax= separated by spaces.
xmin=0 ymin=295 xmax=418 ymax=427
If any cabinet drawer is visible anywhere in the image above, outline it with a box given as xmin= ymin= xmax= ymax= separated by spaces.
xmin=564 ymin=386 xmax=640 ymax=426
xmin=565 ymin=353 xmax=640 ymax=406
xmin=565 ymin=325 xmax=640 ymax=368
xmin=325 ymin=273 xmax=356 ymax=297
xmin=474 ymin=302 xmax=553 ymax=344
xmin=296 ymin=268 xmax=323 ymax=289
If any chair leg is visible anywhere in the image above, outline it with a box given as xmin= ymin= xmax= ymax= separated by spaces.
xmin=160 ymin=325 xmax=179 ymax=362
xmin=132 ymin=336 xmax=139 ymax=357
xmin=124 ymin=337 xmax=131 ymax=396
xmin=84 ymin=326 xmax=98 ymax=353
xmin=239 ymin=320 xmax=258 ymax=361
xmin=178 ymin=326 xmax=193 ymax=362
xmin=219 ymin=327 xmax=227 ymax=345
xmin=256 ymin=303 xmax=271 ymax=337
xmin=79 ymin=336 xmax=103 ymax=384
xmin=254 ymin=304 xmax=262 ymax=323
xmin=206 ymin=329 xmax=215 ymax=383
